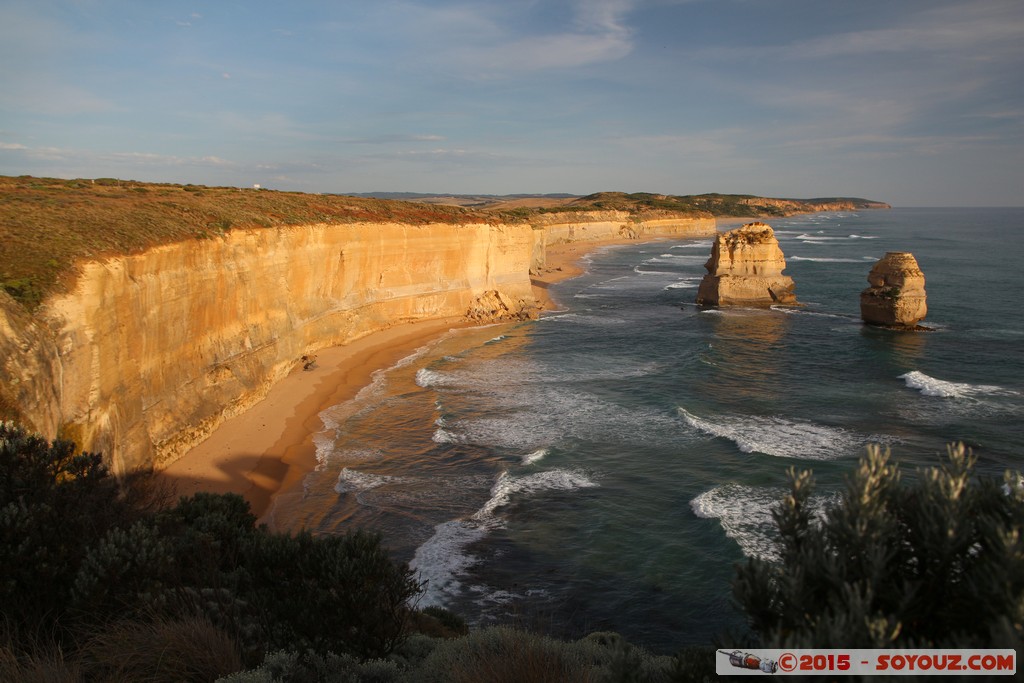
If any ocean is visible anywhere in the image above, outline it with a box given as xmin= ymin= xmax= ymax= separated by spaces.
xmin=270 ymin=207 xmax=1024 ymax=653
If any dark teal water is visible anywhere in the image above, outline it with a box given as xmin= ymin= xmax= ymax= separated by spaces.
xmin=271 ymin=208 xmax=1024 ymax=652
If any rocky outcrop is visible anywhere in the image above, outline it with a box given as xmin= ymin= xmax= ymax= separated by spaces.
xmin=860 ymin=252 xmax=927 ymax=328
xmin=695 ymin=222 xmax=797 ymax=306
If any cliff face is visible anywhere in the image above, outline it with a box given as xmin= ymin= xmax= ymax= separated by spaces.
xmin=860 ymin=252 xmax=927 ymax=328
xmin=737 ymin=197 xmax=891 ymax=214
xmin=532 ymin=211 xmax=716 ymax=246
xmin=0 ymin=292 xmax=62 ymax=437
xmin=0 ymin=211 xmax=717 ymax=472
xmin=8 ymin=222 xmax=536 ymax=472
xmin=695 ymin=222 xmax=797 ymax=306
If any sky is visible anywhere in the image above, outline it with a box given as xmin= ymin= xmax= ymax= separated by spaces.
xmin=1 ymin=0 xmax=1022 ymax=206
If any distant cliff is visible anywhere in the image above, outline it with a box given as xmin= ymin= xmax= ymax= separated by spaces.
xmin=0 ymin=176 xmax=715 ymax=471
xmin=354 ymin=191 xmax=892 ymax=217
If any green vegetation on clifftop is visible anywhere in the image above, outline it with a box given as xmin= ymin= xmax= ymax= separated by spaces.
xmin=0 ymin=176 xmax=491 ymax=309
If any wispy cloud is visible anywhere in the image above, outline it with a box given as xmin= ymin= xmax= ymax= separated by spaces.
xmin=0 ymin=143 xmax=240 ymax=169
xmin=343 ymin=134 xmax=446 ymax=145
xmin=391 ymin=0 xmax=638 ymax=77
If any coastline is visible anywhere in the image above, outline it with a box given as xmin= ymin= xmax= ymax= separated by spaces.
xmin=158 ymin=231 xmax=724 ymax=523
xmin=159 ymin=239 xmax=602 ymax=522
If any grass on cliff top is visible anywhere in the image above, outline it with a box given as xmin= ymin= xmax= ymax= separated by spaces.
xmin=0 ymin=176 xmax=495 ymax=310
xmin=490 ymin=191 xmax=888 ymax=220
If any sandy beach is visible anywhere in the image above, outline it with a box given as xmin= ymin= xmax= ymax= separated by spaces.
xmin=158 ymin=239 xmax=614 ymax=522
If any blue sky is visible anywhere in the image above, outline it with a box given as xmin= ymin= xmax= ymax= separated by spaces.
xmin=1 ymin=0 xmax=1022 ymax=206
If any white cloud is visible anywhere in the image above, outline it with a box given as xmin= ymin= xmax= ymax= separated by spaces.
xmin=385 ymin=0 xmax=638 ymax=77
xmin=344 ymin=134 xmax=446 ymax=145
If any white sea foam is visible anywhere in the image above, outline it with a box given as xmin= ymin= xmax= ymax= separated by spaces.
xmin=410 ymin=520 xmax=487 ymax=607
xmin=678 ymin=408 xmax=858 ymax=460
xmin=312 ymin=432 xmax=337 ymax=466
xmin=770 ymin=306 xmax=848 ymax=319
xmin=334 ymin=468 xmax=408 ymax=493
xmin=691 ymin=484 xmax=836 ymax=561
xmin=439 ymin=382 xmax=679 ymax=451
xmin=670 ymin=241 xmax=713 ymax=249
xmin=789 ymin=256 xmax=875 ymax=263
xmin=690 ymin=484 xmax=783 ymax=561
xmin=899 ymin=371 xmax=1017 ymax=398
xmin=474 ymin=470 xmax=597 ymax=524
xmin=664 ymin=280 xmax=700 ymax=290
xmin=433 ymin=428 xmax=466 ymax=444
xmin=415 ymin=368 xmax=451 ymax=388
xmin=410 ymin=469 xmax=598 ymax=607
xmin=653 ymin=253 xmax=706 ymax=262
xmin=521 ymin=448 xmax=549 ymax=465
xmin=540 ymin=313 xmax=627 ymax=326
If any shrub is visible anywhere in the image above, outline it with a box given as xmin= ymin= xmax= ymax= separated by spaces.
xmin=733 ymin=444 xmax=1024 ymax=648
xmin=80 ymin=614 xmax=244 ymax=682
xmin=240 ymin=529 xmax=422 ymax=659
xmin=0 ymin=424 xmax=130 ymax=626
xmin=413 ymin=626 xmax=598 ymax=683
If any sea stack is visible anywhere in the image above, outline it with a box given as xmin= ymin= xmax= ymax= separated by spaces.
xmin=695 ymin=222 xmax=797 ymax=306
xmin=860 ymin=252 xmax=927 ymax=328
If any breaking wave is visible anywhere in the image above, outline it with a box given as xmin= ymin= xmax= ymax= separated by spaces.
xmin=899 ymin=371 xmax=1017 ymax=398
xmin=691 ymin=484 xmax=837 ymax=561
xmin=411 ymin=469 xmax=598 ymax=607
xmin=789 ymin=256 xmax=876 ymax=263
xmin=678 ymin=408 xmax=861 ymax=460
xmin=334 ymin=468 xmax=409 ymax=493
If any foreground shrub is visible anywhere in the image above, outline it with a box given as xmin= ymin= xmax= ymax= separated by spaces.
xmin=0 ymin=640 xmax=80 ymax=683
xmin=413 ymin=626 xmax=682 ymax=683
xmin=0 ymin=423 xmax=143 ymax=629
xmin=1 ymin=425 xmax=423 ymax=664
xmin=80 ymin=614 xmax=244 ymax=682
xmin=734 ymin=444 xmax=1024 ymax=648
xmin=217 ymin=649 xmax=401 ymax=683
xmin=241 ymin=528 xmax=422 ymax=659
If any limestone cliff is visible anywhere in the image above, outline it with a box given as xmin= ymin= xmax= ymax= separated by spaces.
xmin=860 ymin=252 xmax=927 ymax=328
xmin=695 ymin=222 xmax=797 ymax=306
xmin=3 ymin=222 xmax=536 ymax=472
xmin=531 ymin=211 xmax=716 ymax=247
xmin=0 ymin=206 xmax=716 ymax=473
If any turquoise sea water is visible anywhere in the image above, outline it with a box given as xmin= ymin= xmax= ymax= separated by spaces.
xmin=271 ymin=208 xmax=1024 ymax=652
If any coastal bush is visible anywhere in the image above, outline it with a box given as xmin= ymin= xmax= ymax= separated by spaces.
xmin=0 ymin=423 xmax=140 ymax=628
xmin=240 ymin=528 xmax=422 ymax=659
xmin=79 ymin=613 xmax=244 ymax=682
xmin=0 ymin=424 xmax=424 ymax=671
xmin=734 ymin=444 xmax=1024 ymax=648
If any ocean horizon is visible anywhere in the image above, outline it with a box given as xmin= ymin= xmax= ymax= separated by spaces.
xmin=271 ymin=207 xmax=1024 ymax=653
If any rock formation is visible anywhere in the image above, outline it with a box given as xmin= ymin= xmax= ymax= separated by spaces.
xmin=695 ymin=222 xmax=797 ymax=306
xmin=860 ymin=252 xmax=927 ymax=328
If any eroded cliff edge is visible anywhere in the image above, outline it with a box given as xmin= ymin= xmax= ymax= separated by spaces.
xmin=1 ymin=210 xmax=715 ymax=472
